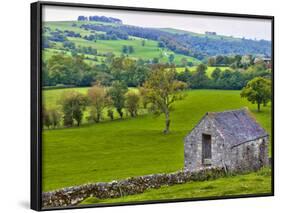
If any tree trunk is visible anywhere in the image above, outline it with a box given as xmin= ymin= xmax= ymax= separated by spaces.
xmin=257 ymin=102 xmax=261 ymax=112
xmin=117 ymin=108 xmax=123 ymax=118
xmin=96 ymin=112 xmax=101 ymax=123
xmin=163 ymin=111 xmax=170 ymax=134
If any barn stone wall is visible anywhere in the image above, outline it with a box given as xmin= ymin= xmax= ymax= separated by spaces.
xmin=229 ymin=137 xmax=269 ymax=171
xmin=184 ymin=115 xmax=227 ymax=171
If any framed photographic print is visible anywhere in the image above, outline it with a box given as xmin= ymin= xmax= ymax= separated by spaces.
xmin=31 ymin=1 xmax=274 ymax=211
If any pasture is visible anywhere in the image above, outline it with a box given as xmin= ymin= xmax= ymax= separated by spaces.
xmin=42 ymin=89 xmax=272 ymax=193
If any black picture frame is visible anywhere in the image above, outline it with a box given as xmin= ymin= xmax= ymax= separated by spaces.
xmin=31 ymin=1 xmax=274 ymax=211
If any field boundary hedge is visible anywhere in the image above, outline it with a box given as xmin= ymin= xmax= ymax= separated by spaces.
xmin=43 ymin=85 xmax=77 ymax=90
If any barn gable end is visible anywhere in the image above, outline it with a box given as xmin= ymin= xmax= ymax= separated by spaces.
xmin=184 ymin=114 xmax=226 ymax=171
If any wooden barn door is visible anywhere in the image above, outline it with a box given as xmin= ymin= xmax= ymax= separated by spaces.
xmin=202 ymin=134 xmax=212 ymax=165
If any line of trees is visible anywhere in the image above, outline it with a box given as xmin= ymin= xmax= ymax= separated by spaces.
xmin=43 ymin=67 xmax=271 ymax=135
xmin=207 ymin=54 xmax=264 ymax=69
xmin=43 ymin=54 xmax=151 ymax=88
xmin=78 ymin=15 xmax=122 ymax=24
xmin=122 ymin=45 xmax=134 ymax=54
xmin=43 ymin=81 xmax=134 ymax=128
xmin=175 ymin=62 xmax=271 ymax=90
xmin=43 ymin=66 xmax=188 ymax=133
xmin=43 ymin=52 xmax=271 ymax=91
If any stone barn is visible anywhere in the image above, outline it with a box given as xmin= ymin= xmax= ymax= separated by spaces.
xmin=184 ymin=108 xmax=269 ymax=172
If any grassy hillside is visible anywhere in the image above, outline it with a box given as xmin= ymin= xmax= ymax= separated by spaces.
xmin=42 ymin=89 xmax=271 ymax=192
xmin=81 ymin=167 xmax=271 ymax=205
xmin=43 ymin=21 xmax=201 ymax=66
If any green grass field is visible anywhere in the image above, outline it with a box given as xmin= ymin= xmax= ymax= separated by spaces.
xmin=42 ymin=89 xmax=272 ymax=193
xmin=81 ymin=167 xmax=271 ymax=205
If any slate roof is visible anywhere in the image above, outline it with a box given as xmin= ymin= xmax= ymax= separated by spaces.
xmin=208 ymin=108 xmax=268 ymax=147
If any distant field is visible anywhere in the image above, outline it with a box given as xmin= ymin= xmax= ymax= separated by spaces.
xmin=42 ymin=89 xmax=272 ymax=192
xmin=43 ymin=49 xmax=105 ymax=65
xmin=81 ymin=167 xmax=271 ymax=205
xmin=175 ymin=66 xmax=232 ymax=77
xmin=43 ymin=87 xmax=89 ymax=108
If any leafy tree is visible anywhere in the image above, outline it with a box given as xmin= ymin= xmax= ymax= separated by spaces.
xmin=43 ymin=107 xmax=61 ymax=128
xmin=128 ymin=45 xmax=134 ymax=54
xmin=109 ymin=56 xmax=149 ymax=87
xmin=107 ymin=109 xmax=114 ymax=120
xmin=180 ymin=58 xmax=188 ymax=67
xmin=240 ymin=77 xmax=271 ymax=112
xmin=107 ymin=81 xmax=128 ymax=118
xmin=88 ymin=84 xmax=110 ymax=123
xmin=63 ymin=41 xmax=75 ymax=50
xmin=42 ymin=61 xmax=50 ymax=86
xmin=211 ymin=67 xmax=221 ymax=81
xmin=208 ymin=57 xmax=216 ymax=66
xmin=152 ymin=57 xmax=159 ymax=64
xmin=191 ymin=64 xmax=209 ymax=88
xmin=176 ymin=68 xmax=192 ymax=84
xmin=105 ymin=52 xmax=115 ymax=64
xmin=77 ymin=16 xmax=88 ymax=21
xmin=48 ymin=108 xmax=61 ymax=128
xmin=142 ymin=67 xmax=187 ymax=134
xmin=125 ymin=91 xmax=140 ymax=117
xmin=46 ymin=53 xmax=90 ymax=86
xmin=241 ymin=55 xmax=252 ymax=68
xmin=139 ymin=87 xmax=149 ymax=109
xmin=122 ymin=45 xmax=134 ymax=54
xmin=168 ymin=54 xmax=175 ymax=64
xmin=95 ymin=72 xmax=113 ymax=86
xmin=60 ymin=91 xmax=88 ymax=126
xmin=158 ymin=41 xmax=165 ymax=48
xmin=43 ymin=106 xmax=52 ymax=129
xmin=122 ymin=45 xmax=128 ymax=54
xmin=216 ymin=69 xmax=233 ymax=89
xmin=228 ymin=71 xmax=245 ymax=90
xmin=131 ymin=66 xmax=150 ymax=86
xmin=215 ymin=55 xmax=224 ymax=65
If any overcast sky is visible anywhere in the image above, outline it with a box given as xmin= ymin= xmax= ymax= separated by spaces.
xmin=43 ymin=5 xmax=271 ymax=41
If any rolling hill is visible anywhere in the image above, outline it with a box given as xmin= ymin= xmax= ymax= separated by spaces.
xmin=42 ymin=17 xmax=271 ymax=66
xmin=43 ymin=21 xmax=201 ymax=66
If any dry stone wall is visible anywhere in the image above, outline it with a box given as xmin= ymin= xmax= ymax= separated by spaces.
xmin=42 ymin=167 xmax=226 ymax=208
